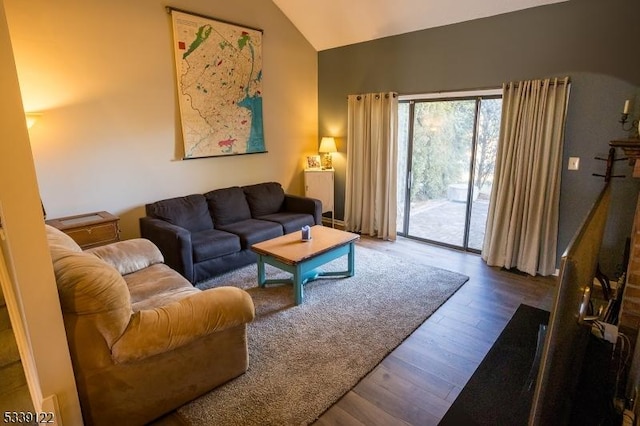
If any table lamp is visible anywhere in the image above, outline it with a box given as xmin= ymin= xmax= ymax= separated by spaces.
xmin=319 ymin=137 xmax=337 ymax=170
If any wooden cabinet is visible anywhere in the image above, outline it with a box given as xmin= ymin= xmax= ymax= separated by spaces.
xmin=304 ymin=169 xmax=334 ymax=227
xmin=46 ymin=211 xmax=120 ymax=249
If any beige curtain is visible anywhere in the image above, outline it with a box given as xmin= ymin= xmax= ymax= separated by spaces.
xmin=482 ymin=77 xmax=570 ymax=276
xmin=344 ymin=92 xmax=398 ymax=240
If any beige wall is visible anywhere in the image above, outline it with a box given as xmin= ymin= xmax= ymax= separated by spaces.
xmin=0 ymin=1 xmax=82 ymax=424
xmin=2 ymin=0 xmax=317 ymax=423
xmin=4 ymin=0 xmax=319 ymax=239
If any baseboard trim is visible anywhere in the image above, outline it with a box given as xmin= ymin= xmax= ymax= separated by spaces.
xmin=321 ymin=217 xmax=345 ymax=229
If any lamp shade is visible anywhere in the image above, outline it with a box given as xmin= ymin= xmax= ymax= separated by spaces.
xmin=318 ymin=137 xmax=337 ymax=153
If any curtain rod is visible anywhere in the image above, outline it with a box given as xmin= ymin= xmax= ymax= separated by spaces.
xmin=400 ymin=88 xmax=502 ymax=101
xmin=347 ymin=92 xmax=398 ymax=100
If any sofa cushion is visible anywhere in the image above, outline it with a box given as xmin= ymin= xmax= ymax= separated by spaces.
xmin=205 ymin=187 xmax=252 ymax=226
xmin=54 ymin=252 xmax=131 ymax=314
xmin=124 ymin=263 xmax=199 ymax=311
xmin=86 ymin=239 xmax=164 ymax=275
xmin=243 ymin=182 xmax=285 ymax=217
xmin=191 ymin=229 xmax=242 ymax=262
xmin=147 ymin=194 xmax=213 ymax=233
xmin=257 ymin=212 xmax=315 ymax=234
xmin=53 ymin=250 xmax=132 ymax=347
xmin=217 ymin=219 xmax=283 ymax=249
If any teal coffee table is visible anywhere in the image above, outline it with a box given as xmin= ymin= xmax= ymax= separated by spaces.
xmin=251 ymin=225 xmax=360 ymax=305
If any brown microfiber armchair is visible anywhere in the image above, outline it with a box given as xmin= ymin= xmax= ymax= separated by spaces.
xmin=45 ymin=225 xmax=255 ymax=425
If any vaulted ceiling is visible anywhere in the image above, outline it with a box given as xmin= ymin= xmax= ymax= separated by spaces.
xmin=271 ymin=0 xmax=569 ymax=51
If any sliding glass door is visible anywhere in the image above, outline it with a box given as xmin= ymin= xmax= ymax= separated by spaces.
xmin=397 ymin=93 xmax=501 ymax=252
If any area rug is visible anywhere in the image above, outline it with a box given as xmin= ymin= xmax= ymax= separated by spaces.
xmin=178 ymin=245 xmax=469 ymax=425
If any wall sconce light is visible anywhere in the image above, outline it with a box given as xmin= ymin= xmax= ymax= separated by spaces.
xmin=620 ymin=100 xmax=640 ymax=137
xmin=25 ymin=112 xmax=42 ymax=129
xmin=318 ymin=137 xmax=337 ymax=170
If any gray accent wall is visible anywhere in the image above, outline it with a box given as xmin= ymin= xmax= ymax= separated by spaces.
xmin=318 ymin=0 xmax=640 ymax=276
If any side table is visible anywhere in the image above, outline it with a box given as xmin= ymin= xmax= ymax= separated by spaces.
xmin=304 ymin=168 xmax=335 ymax=227
xmin=46 ymin=211 xmax=120 ymax=249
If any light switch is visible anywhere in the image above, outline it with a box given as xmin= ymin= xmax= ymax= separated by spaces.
xmin=568 ymin=157 xmax=580 ymax=171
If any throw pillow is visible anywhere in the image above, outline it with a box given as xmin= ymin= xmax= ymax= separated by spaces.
xmin=148 ymin=194 xmax=213 ymax=232
xmin=243 ymin=182 xmax=285 ymax=217
xmin=205 ymin=187 xmax=252 ymax=226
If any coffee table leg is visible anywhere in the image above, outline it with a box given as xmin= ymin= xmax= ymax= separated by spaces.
xmin=294 ymin=264 xmax=303 ymax=305
xmin=255 ymin=241 xmax=357 ymax=305
xmin=257 ymin=254 xmax=266 ymax=287
xmin=348 ymin=242 xmax=355 ymax=277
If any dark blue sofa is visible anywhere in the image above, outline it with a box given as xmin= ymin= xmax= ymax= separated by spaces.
xmin=139 ymin=182 xmax=322 ymax=284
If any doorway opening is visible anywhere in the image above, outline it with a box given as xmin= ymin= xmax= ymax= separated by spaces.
xmin=397 ymin=90 xmax=502 ymax=252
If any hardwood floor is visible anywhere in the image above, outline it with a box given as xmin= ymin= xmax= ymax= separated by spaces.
xmin=312 ymin=236 xmax=557 ymax=426
xmin=153 ymin=236 xmax=558 ymax=426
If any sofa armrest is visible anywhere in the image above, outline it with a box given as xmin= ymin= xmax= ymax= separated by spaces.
xmin=111 ymin=287 xmax=255 ymax=363
xmin=139 ymin=217 xmax=194 ymax=282
xmin=86 ymin=239 xmax=164 ymax=275
xmin=283 ymin=194 xmax=322 ymax=225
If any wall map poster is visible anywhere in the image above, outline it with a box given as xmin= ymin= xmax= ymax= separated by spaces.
xmin=170 ymin=9 xmax=265 ymax=159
